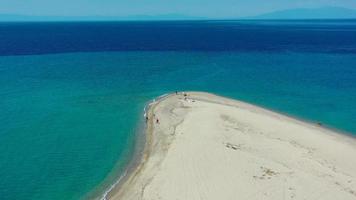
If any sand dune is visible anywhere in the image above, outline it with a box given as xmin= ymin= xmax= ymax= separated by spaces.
xmin=108 ymin=92 xmax=356 ymax=200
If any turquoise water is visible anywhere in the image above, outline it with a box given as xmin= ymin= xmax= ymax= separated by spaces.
xmin=1 ymin=51 xmax=356 ymax=199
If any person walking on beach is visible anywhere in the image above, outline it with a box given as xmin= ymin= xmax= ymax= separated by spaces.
xmin=175 ymin=91 xmax=178 ymax=95
xmin=156 ymin=118 xmax=160 ymax=124
xmin=145 ymin=116 xmax=149 ymax=123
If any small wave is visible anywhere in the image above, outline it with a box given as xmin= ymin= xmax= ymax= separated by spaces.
xmin=100 ymin=92 xmax=171 ymax=200
xmin=100 ymin=170 xmax=127 ymax=200
xmin=143 ymin=93 xmax=171 ymax=117
xmin=157 ymin=93 xmax=170 ymax=100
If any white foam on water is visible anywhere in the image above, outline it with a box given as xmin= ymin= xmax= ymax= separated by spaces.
xmin=99 ymin=170 xmax=127 ymax=200
xmin=99 ymin=93 xmax=171 ymax=200
xmin=99 ymin=138 xmax=143 ymax=200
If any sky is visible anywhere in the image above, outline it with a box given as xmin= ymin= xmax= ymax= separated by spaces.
xmin=0 ymin=0 xmax=356 ymax=18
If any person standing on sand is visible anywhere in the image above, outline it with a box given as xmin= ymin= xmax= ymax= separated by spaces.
xmin=175 ymin=91 xmax=178 ymax=95
xmin=156 ymin=118 xmax=159 ymax=124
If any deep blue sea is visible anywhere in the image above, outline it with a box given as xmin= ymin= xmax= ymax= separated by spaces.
xmin=0 ymin=20 xmax=356 ymax=200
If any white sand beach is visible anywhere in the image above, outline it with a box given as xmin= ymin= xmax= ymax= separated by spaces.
xmin=107 ymin=92 xmax=356 ymax=200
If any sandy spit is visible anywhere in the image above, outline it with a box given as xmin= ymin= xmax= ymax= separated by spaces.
xmin=107 ymin=92 xmax=356 ymax=200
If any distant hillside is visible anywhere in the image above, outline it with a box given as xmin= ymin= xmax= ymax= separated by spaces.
xmin=0 ymin=14 xmax=204 ymax=22
xmin=2 ymin=7 xmax=356 ymax=22
xmin=251 ymin=7 xmax=356 ymax=19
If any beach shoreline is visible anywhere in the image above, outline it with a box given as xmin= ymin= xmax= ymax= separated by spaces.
xmin=105 ymin=92 xmax=356 ymax=200
xmin=97 ymin=93 xmax=174 ymax=200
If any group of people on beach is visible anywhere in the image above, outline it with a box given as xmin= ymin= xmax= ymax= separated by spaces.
xmin=145 ymin=113 xmax=159 ymax=124
xmin=145 ymin=91 xmax=189 ymax=125
xmin=176 ymin=91 xmax=188 ymax=101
